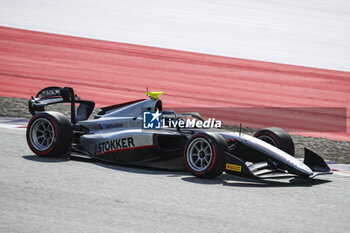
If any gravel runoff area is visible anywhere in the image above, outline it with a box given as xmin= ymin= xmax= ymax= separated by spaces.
xmin=1 ymin=96 xmax=349 ymax=164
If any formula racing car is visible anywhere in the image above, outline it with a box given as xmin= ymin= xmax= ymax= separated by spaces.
xmin=26 ymin=87 xmax=332 ymax=179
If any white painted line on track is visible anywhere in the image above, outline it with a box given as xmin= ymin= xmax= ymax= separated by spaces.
xmin=0 ymin=117 xmax=28 ymax=130
xmin=1 ymin=0 xmax=350 ymax=71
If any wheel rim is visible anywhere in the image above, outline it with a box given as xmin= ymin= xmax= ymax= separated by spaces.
xmin=187 ymin=137 xmax=213 ymax=172
xmin=258 ymin=135 xmax=277 ymax=147
xmin=30 ymin=118 xmax=55 ymax=151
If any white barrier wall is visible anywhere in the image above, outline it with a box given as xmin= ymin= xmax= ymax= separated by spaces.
xmin=1 ymin=0 xmax=350 ymax=71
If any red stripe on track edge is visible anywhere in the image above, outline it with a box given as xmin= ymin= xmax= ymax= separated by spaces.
xmin=0 ymin=26 xmax=349 ymax=141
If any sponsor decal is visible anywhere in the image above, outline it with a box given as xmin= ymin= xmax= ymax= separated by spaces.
xmin=226 ymin=163 xmax=242 ymax=172
xmin=94 ymin=137 xmax=135 ymax=155
xmin=143 ymin=110 xmax=221 ymax=129
xmin=40 ymin=89 xmax=60 ymax=97
xmin=98 ymin=123 xmax=123 ymax=130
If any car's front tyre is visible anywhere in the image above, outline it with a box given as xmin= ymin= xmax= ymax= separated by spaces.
xmin=254 ymin=127 xmax=295 ymax=156
xmin=184 ymin=132 xmax=227 ymax=179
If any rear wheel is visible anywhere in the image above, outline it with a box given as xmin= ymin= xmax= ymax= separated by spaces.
xmin=254 ymin=127 xmax=295 ymax=156
xmin=184 ymin=133 xmax=227 ymax=178
xmin=26 ymin=112 xmax=73 ymax=157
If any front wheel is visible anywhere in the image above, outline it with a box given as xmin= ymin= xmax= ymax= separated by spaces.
xmin=184 ymin=133 xmax=227 ymax=179
xmin=254 ymin=127 xmax=295 ymax=156
xmin=26 ymin=112 xmax=73 ymax=157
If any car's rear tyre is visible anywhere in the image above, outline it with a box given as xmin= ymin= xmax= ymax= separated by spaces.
xmin=254 ymin=127 xmax=295 ymax=156
xmin=184 ymin=132 xmax=227 ymax=179
xmin=26 ymin=112 xmax=73 ymax=157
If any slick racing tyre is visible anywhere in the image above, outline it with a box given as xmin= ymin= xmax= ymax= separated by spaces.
xmin=254 ymin=127 xmax=295 ymax=156
xmin=26 ymin=112 xmax=73 ymax=157
xmin=184 ymin=132 xmax=227 ymax=179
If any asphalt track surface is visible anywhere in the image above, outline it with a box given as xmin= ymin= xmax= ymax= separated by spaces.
xmin=0 ymin=127 xmax=349 ymax=233
xmin=0 ymin=27 xmax=349 ymax=141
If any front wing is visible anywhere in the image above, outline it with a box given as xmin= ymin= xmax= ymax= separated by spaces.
xmin=224 ymin=148 xmax=332 ymax=179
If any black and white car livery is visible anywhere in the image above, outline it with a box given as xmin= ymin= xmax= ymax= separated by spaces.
xmin=26 ymin=86 xmax=332 ymax=179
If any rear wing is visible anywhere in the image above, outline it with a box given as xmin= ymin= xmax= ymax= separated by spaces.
xmin=29 ymin=86 xmax=95 ymax=124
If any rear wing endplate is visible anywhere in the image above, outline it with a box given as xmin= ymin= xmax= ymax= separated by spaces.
xmin=28 ymin=86 xmax=95 ymax=124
